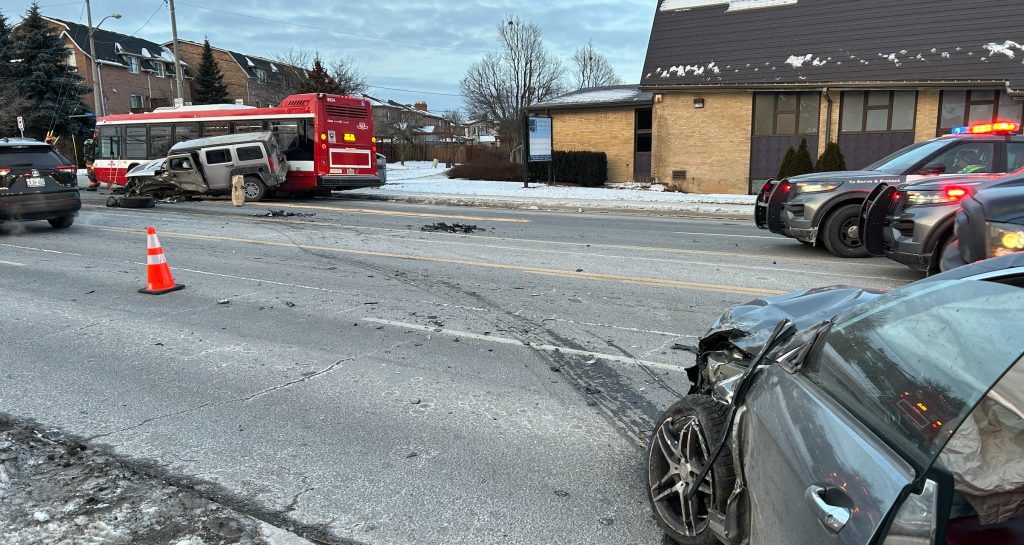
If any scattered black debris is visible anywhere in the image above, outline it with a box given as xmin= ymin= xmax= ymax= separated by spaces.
xmin=411 ymin=399 xmax=422 ymax=405
xmin=406 ymin=452 xmax=419 ymax=459
xmin=671 ymin=343 xmax=699 ymax=353
xmin=153 ymin=343 xmax=164 ymax=346
xmin=84 ymin=290 xmax=95 ymax=295
xmin=217 ymin=299 xmax=230 ymax=305
xmin=363 ymin=302 xmax=379 ymax=305
xmin=420 ymin=222 xmax=483 ymax=234
xmin=256 ymin=209 xmax=316 ymax=218
xmin=553 ymin=490 xmax=570 ymax=498
xmin=599 ymin=517 xmax=615 ymax=526
xmin=575 ymin=269 xmax=584 ymax=272
xmin=549 ymin=365 xmax=562 ymax=373
xmin=285 ymin=301 xmax=296 ymax=308
xmin=584 ymin=386 xmax=603 ymax=395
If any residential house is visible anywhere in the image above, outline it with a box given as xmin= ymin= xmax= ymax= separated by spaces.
xmin=41 ymin=17 xmax=190 ymax=115
xmin=536 ymin=0 xmax=1024 ymax=193
xmin=463 ymin=119 xmax=500 ymax=147
xmin=531 ymin=86 xmax=654 ymax=183
xmin=362 ymin=95 xmax=456 ymax=143
xmin=170 ymin=40 xmax=305 ymax=108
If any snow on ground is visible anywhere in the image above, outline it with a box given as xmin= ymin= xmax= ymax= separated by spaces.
xmin=359 ymin=162 xmax=755 ymax=215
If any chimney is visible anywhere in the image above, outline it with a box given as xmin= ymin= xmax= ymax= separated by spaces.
xmin=414 ymin=101 xmax=428 ymax=111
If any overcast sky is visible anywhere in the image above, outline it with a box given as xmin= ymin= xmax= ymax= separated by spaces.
xmin=8 ymin=0 xmax=655 ymax=111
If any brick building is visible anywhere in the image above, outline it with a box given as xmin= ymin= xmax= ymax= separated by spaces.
xmin=42 ymin=17 xmax=190 ymax=115
xmin=362 ymin=95 xmax=454 ymax=143
xmin=531 ymin=86 xmax=654 ymax=183
xmin=539 ymin=0 xmax=1024 ymax=193
xmin=170 ymin=40 xmax=305 ymax=108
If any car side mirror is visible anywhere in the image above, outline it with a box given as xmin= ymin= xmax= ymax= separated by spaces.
xmin=918 ymin=162 xmax=946 ymax=175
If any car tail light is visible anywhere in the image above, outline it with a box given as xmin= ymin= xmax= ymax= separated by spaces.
xmin=944 ymin=186 xmax=968 ymax=202
xmin=0 ymin=168 xmax=9 ymax=177
xmin=760 ymin=181 xmax=774 ymax=195
xmin=268 ymin=155 xmax=276 ymax=173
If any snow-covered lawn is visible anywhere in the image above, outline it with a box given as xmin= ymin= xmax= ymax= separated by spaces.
xmin=363 ymin=162 xmax=755 ymax=214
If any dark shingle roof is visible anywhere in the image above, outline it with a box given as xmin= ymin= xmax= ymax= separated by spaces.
xmin=45 ymin=17 xmax=181 ymax=72
xmin=643 ymin=0 xmax=1024 ymax=91
xmin=532 ymin=85 xmax=653 ymax=110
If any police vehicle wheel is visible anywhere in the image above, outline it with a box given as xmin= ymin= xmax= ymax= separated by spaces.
xmin=47 ymin=216 xmax=74 ymax=229
xmin=243 ymin=177 xmax=266 ymax=202
xmin=822 ymin=204 xmax=869 ymax=258
xmin=933 ymin=238 xmax=957 ymax=275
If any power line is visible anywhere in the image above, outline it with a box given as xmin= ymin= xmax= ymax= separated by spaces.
xmin=175 ymin=2 xmax=491 ymax=54
xmin=132 ymin=2 xmax=166 ymax=37
xmin=366 ymin=84 xmax=462 ymax=97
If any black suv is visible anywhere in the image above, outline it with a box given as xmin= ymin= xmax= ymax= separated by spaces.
xmin=757 ymin=126 xmax=1024 ymax=258
xmin=941 ymin=178 xmax=1024 ymax=270
xmin=0 ymin=137 xmax=81 ymax=229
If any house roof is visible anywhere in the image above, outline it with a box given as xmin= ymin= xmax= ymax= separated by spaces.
xmin=360 ymin=94 xmax=446 ymax=120
xmin=43 ymin=17 xmax=182 ymax=74
xmin=170 ymin=40 xmax=305 ymax=81
xmin=531 ymin=85 xmax=653 ymax=110
xmin=643 ymin=0 xmax=1024 ymax=92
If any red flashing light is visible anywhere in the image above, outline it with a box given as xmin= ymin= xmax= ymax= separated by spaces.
xmin=781 ymin=182 xmax=791 ymax=192
xmin=893 ymin=193 xmax=901 ymax=200
xmin=945 ymin=187 xmax=968 ymax=202
xmin=760 ymin=181 xmax=774 ymax=194
xmin=969 ymin=121 xmax=1020 ymax=135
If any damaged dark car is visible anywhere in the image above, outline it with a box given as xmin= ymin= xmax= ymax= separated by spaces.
xmin=648 ymin=254 xmax=1024 ymax=545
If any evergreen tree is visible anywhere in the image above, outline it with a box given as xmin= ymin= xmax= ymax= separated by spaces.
xmin=816 ymin=141 xmax=848 ymax=172
xmin=790 ymin=138 xmax=816 ymax=176
xmin=10 ymin=2 xmax=91 ymax=138
xmin=192 ymin=39 xmax=229 ymax=105
xmin=298 ymin=56 xmax=343 ymax=94
xmin=776 ymin=146 xmax=796 ymax=179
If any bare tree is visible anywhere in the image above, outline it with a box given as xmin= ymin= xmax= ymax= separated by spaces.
xmin=460 ymin=16 xmax=565 ymax=158
xmin=572 ymin=40 xmax=622 ymax=89
xmin=329 ymin=57 xmax=367 ymax=96
xmin=273 ymin=49 xmax=366 ymax=96
xmin=377 ymin=107 xmax=421 ymax=165
xmin=440 ymin=109 xmax=465 ymax=167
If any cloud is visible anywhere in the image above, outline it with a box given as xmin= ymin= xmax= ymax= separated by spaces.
xmin=8 ymin=0 xmax=654 ymax=111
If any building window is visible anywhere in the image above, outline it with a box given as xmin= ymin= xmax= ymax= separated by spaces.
xmin=840 ymin=91 xmax=916 ymax=133
xmin=938 ymin=90 xmax=1024 ymax=135
xmin=130 ymin=94 xmax=144 ymax=110
xmin=154 ymin=63 xmax=165 ymax=78
xmin=255 ymin=68 xmax=267 ymax=84
xmin=753 ymin=92 xmax=819 ymax=136
xmin=128 ymin=56 xmax=140 ymax=74
xmin=66 ymin=50 xmax=77 ymax=68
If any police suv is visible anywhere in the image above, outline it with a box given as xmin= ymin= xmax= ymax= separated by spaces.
xmin=756 ymin=122 xmax=1024 ymax=257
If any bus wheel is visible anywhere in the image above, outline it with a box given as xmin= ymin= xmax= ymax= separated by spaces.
xmin=243 ymin=177 xmax=267 ymax=202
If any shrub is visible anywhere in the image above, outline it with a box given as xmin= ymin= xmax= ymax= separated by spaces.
xmin=529 ymin=151 xmax=608 ymax=187
xmin=816 ymin=141 xmax=847 ymax=172
xmin=776 ymin=147 xmax=796 ymax=179
xmin=447 ymin=157 xmax=523 ymax=181
xmin=777 ymin=138 xmax=815 ymax=179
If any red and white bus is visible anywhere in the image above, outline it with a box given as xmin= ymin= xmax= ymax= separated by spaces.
xmin=93 ymin=93 xmax=381 ymax=194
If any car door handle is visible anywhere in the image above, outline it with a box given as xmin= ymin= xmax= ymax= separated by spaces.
xmin=806 ymin=485 xmax=851 ymax=534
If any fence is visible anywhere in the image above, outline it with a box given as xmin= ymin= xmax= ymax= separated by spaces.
xmin=376 ymin=142 xmax=507 ymax=165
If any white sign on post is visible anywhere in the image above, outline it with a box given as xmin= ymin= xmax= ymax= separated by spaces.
xmin=528 ymin=117 xmax=552 ymax=162
xmin=17 ymin=116 xmax=25 ymax=137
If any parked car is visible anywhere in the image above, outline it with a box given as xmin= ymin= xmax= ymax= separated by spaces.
xmin=940 ymin=179 xmax=1024 ymax=271
xmin=859 ymin=169 xmax=1024 ymax=273
xmin=648 ymin=253 xmax=1024 ymax=545
xmin=125 ymin=132 xmax=288 ymax=202
xmin=0 ymin=137 xmax=81 ymax=229
xmin=756 ymin=122 xmax=1024 ymax=257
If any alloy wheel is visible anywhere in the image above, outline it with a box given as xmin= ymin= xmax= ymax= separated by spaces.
xmin=648 ymin=415 xmax=716 ymax=537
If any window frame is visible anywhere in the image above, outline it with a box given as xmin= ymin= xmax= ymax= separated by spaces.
xmin=128 ymin=55 xmax=140 ymax=74
xmin=204 ymin=148 xmax=233 ymax=165
xmin=154 ymin=63 xmax=165 ymax=78
xmin=255 ymin=68 xmax=267 ymax=84
xmin=840 ymin=91 xmax=918 ymax=134
xmin=124 ymin=125 xmax=148 ymax=160
xmin=130 ymin=94 xmax=144 ymax=110
xmin=936 ymin=90 xmax=1024 ymax=136
xmin=752 ymin=92 xmax=820 ymax=137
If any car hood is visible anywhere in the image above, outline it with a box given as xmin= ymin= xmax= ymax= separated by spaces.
xmin=126 ymin=159 xmax=166 ymax=178
xmin=973 ymin=185 xmax=1024 ymax=224
xmin=699 ymin=285 xmax=886 ymax=357
xmin=787 ymin=170 xmax=904 ymax=186
xmin=901 ymin=172 xmax=1011 ymax=191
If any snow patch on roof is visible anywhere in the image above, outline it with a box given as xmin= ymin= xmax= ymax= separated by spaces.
xmin=785 ymin=54 xmax=812 ymax=68
xmin=141 ymin=47 xmax=151 ymax=58
xmin=114 ymin=42 xmax=123 ymax=54
xmin=985 ymin=41 xmax=1024 ymax=60
xmin=660 ymin=0 xmax=796 ymax=11
xmin=534 ymin=86 xmax=652 ymax=108
xmin=245 ymin=57 xmax=256 ymax=67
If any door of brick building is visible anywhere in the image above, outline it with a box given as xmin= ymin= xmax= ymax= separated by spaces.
xmin=635 ymin=108 xmax=652 ymax=182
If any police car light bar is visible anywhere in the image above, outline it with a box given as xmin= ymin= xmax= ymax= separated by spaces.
xmin=950 ymin=122 xmax=1021 ymax=135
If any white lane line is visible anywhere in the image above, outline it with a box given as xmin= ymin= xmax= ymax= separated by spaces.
xmin=672 ymin=231 xmax=783 ymax=240
xmin=364 ymin=317 xmax=687 ymax=373
xmin=0 ymin=260 xmax=25 ymax=267
xmin=136 ymin=263 xmax=351 ymax=294
xmin=0 ymin=243 xmax=82 ymax=256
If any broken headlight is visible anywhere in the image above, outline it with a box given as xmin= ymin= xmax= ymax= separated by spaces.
xmin=988 ymin=222 xmax=1024 ymax=258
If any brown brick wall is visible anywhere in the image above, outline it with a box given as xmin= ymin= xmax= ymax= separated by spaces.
xmin=914 ymin=90 xmax=941 ymax=141
xmin=176 ymin=42 xmax=299 ymax=107
xmin=551 ymin=108 xmax=636 ymax=182
xmin=816 ymin=90 xmax=841 ymax=153
xmin=652 ymin=92 xmax=752 ymax=194
xmin=57 ymin=27 xmax=189 ymax=115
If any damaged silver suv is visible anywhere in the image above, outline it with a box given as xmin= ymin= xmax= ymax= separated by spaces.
xmin=648 ymin=254 xmax=1024 ymax=545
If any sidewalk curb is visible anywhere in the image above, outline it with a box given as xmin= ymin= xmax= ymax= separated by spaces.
xmin=337 ymin=192 xmax=755 ymax=220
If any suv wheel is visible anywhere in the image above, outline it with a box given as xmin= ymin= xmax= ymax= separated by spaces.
xmin=243 ymin=177 xmax=266 ymax=202
xmin=822 ymin=204 xmax=869 ymax=258
xmin=648 ymin=395 xmax=735 ymax=545
xmin=47 ymin=216 xmax=74 ymax=229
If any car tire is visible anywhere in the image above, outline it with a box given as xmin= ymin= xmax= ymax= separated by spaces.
xmin=647 ymin=395 xmax=735 ymax=545
xmin=935 ymin=237 xmax=957 ymax=275
xmin=119 ymin=196 xmax=156 ymax=209
xmin=47 ymin=216 xmax=74 ymax=229
xmin=243 ymin=177 xmax=266 ymax=202
xmin=822 ymin=204 xmax=869 ymax=258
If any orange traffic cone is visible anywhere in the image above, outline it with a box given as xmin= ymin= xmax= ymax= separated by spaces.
xmin=139 ymin=227 xmax=184 ymax=295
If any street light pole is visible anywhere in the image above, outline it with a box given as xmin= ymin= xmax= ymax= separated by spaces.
xmin=168 ymin=0 xmax=186 ymax=103
xmin=85 ymin=0 xmax=101 ymax=117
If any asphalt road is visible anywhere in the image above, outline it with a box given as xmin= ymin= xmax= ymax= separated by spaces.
xmin=0 ymin=193 xmax=923 ymax=545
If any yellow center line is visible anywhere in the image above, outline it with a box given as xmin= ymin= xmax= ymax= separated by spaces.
xmin=93 ymin=225 xmax=784 ymax=297
xmin=246 ymin=202 xmax=530 ymax=223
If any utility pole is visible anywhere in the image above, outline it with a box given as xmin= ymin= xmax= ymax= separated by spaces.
xmin=168 ymin=0 xmax=186 ymax=103
xmin=85 ymin=0 xmax=102 ymax=117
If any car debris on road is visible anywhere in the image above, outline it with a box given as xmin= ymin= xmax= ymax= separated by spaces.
xmin=420 ymin=222 xmax=485 ymax=233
